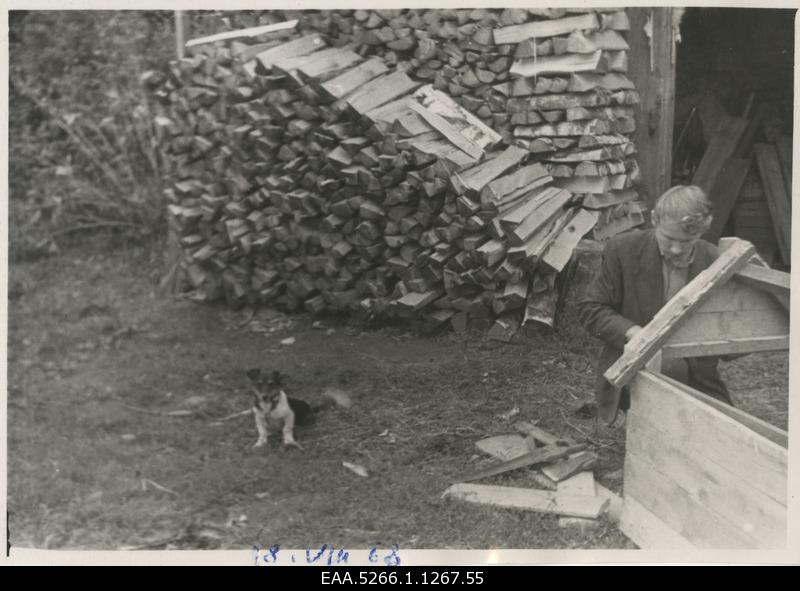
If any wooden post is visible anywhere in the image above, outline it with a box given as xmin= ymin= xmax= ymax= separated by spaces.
xmin=175 ymin=10 xmax=188 ymax=59
xmin=626 ymin=8 xmax=676 ymax=208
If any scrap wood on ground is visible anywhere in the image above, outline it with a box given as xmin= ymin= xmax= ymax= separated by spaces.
xmin=443 ymin=422 xmax=622 ymax=527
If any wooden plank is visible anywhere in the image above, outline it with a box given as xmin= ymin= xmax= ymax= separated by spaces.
xmin=474 ymin=435 xmax=558 ymax=491
xmin=514 ymin=422 xmax=571 ymax=446
xmin=396 ymin=290 xmax=439 ymax=311
xmin=510 ymin=50 xmax=602 ymax=78
xmin=558 ymin=472 xmax=599 ymax=528
xmin=346 ymin=71 xmax=418 ymax=115
xmin=681 ymin=274 xmax=786 ymax=314
xmin=582 ymin=189 xmax=638 ymax=208
xmin=541 ymin=209 xmax=599 ymax=273
xmin=443 ymin=483 xmax=609 ymax=519
xmin=493 ymin=13 xmax=599 ymax=44
xmin=298 ymin=47 xmax=362 ymax=80
xmin=546 ymin=146 xmax=626 ymax=163
xmin=662 ymin=335 xmax=789 ymax=359
xmin=703 ymin=157 xmax=751 ymax=243
xmin=509 ymin=190 xmax=572 ymax=246
xmin=256 ymin=34 xmax=326 ymax=70
xmin=626 ymin=406 xmax=786 ymax=548
xmin=692 ymin=116 xmax=748 ymax=195
xmin=620 ymin=494 xmax=696 ymax=549
xmin=554 ymin=174 xmax=627 ymax=194
xmin=515 ymin=118 xmax=610 ymax=138
xmin=583 ymin=30 xmax=630 ymax=51
xmin=475 ymin=435 xmax=530 ymax=462
xmin=755 ymin=143 xmax=792 ymax=266
xmin=454 ymin=443 xmax=586 ymax=483
xmin=625 ymin=447 xmax=769 ymax=548
xmin=774 ymin=136 xmax=792 ymax=202
xmin=626 ymin=8 xmax=675 ymax=207
xmin=508 ymin=208 xmax=575 ymax=264
xmin=498 ymin=187 xmax=559 ymax=234
xmin=414 ymin=85 xmax=502 ymax=149
xmin=407 ymin=101 xmax=483 ymax=160
xmin=450 ymin=146 xmax=528 ymax=195
xmin=655 ymin=372 xmax=788 ymax=449
xmin=631 ymin=371 xmax=787 ymax=500
xmin=274 ymin=46 xmax=361 ymax=79
xmin=480 ymin=163 xmax=550 ymax=206
xmin=735 ymin=263 xmax=790 ymax=311
xmin=186 ymin=20 xmax=298 ymax=47
xmin=667 ymin=308 xmax=788 ymax=347
xmin=523 ymin=92 xmax=612 ymax=111
xmin=320 ymin=57 xmax=389 ymax=99
xmin=541 ymin=451 xmax=597 ymax=482
xmin=604 ymin=240 xmax=755 ymax=388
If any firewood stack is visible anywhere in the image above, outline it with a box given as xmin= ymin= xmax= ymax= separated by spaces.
xmin=148 ymin=8 xmax=647 ymax=338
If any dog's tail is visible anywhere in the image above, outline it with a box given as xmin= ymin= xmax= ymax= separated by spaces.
xmin=316 ymin=387 xmax=352 ymax=411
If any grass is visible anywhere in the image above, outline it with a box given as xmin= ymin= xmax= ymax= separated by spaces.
xmin=7 ymin=238 xmax=788 ymax=552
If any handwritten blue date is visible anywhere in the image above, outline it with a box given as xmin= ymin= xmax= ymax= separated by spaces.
xmin=253 ymin=544 xmax=401 ymax=567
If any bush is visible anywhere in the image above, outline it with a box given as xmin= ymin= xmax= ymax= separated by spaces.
xmin=9 ymin=11 xmax=176 ymax=259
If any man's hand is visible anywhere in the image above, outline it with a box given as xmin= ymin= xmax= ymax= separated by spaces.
xmin=625 ymin=325 xmax=643 ymax=342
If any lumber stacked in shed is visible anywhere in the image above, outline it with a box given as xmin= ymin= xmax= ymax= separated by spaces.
xmin=149 ymin=9 xmax=646 ymax=335
xmin=686 ymin=94 xmax=793 ymax=269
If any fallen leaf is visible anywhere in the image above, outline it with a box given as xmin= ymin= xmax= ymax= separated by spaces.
xmin=254 ymin=492 xmax=270 ymax=500
xmin=378 ymin=429 xmax=390 ymax=437
xmin=280 ymin=337 xmax=296 ymax=346
xmin=498 ymin=406 xmax=520 ymax=421
xmin=342 ymin=461 xmax=369 ymax=478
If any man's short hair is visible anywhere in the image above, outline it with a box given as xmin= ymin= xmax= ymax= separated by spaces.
xmin=653 ymin=185 xmax=713 ymax=234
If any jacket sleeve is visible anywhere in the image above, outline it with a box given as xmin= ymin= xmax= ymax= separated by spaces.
xmin=577 ymin=239 xmax=637 ymax=351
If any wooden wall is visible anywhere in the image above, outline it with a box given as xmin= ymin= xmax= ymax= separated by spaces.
xmin=620 ymin=370 xmax=788 ymax=549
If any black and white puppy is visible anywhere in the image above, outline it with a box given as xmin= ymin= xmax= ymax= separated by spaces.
xmin=246 ymin=369 xmax=351 ymax=450
xmin=247 ymin=369 xmax=311 ymax=450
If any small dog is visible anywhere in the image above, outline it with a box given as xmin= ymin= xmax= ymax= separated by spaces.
xmin=247 ymin=368 xmax=351 ymax=450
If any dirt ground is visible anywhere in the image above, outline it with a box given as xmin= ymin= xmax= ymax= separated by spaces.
xmin=6 ymin=239 xmax=789 ymax=552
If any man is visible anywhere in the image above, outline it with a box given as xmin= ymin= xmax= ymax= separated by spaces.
xmin=578 ymin=185 xmax=734 ymax=425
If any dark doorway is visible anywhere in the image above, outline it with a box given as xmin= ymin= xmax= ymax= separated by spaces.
xmin=671 ymin=8 xmax=794 ymax=267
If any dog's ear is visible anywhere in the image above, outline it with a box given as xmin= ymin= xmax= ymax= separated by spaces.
xmin=246 ymin=368 xmax=262 ymax=383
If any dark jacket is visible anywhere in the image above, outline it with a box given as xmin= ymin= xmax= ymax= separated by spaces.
xmin=578 ymin=229 xmax=731 ymax=422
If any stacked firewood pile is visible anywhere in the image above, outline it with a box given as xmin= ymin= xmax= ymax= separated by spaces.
xmin=148 ymin=8 xmax=646 ymax=337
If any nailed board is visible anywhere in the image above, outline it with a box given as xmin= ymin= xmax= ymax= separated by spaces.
xmin=623 ymin=371 xmax=787 ymax=548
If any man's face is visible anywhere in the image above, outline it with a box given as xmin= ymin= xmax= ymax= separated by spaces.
xmin=654 ymin=219 xmax=702 ymax=267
